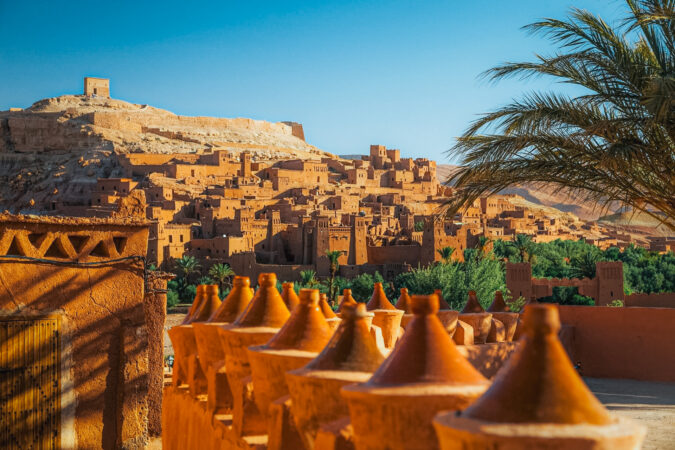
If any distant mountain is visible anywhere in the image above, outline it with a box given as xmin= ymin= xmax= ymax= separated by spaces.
xmin=437 ymin=164 xmax=619 ymax=221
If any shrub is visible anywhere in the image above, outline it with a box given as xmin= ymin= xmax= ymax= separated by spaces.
xmin=167 ymin=290 xmax=180 ymax=308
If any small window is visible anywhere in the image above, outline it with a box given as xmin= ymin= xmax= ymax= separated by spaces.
xmin=169 ymin=235 xmax=173 ymax=243
xmin=180 ymin=235 xmax=184 ymax=243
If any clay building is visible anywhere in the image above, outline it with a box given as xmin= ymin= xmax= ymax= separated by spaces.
xmin=84 ymin=77 xmax=110 ymax=98
xmin=0 ymin=213 xmax=167 ymax=448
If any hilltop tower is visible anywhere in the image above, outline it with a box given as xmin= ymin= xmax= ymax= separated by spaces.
xmin=84 ymin=77 xmax=110 ymax=98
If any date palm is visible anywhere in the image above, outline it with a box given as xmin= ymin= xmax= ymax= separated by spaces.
xmin=174 ymin=255 xmax=201 ymax=284
xmin=510 ymin=234 xmax=535 ymax=263
xmin=437 ymin=246 xmax=455 ymax=264
xmin=445 ymin=0 xmax=675 ymax=231
xmin=325 ymin=250 xmax=343 ymax=304
xmin=209 ymin=263 xmax=235 ymax=291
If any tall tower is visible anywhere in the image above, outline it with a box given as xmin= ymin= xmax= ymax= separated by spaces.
xmin=240 ymin=151 xmax=252 ymax=178
xmin=421 ymin=216 xmax=443 ymax=266
xmin=350 ymin=216 xmax=368 ymax=265
xmin=595 ymin=261 xmax=624 ymax=305
xmin=314 ymin=217 xmax=331 ymax=276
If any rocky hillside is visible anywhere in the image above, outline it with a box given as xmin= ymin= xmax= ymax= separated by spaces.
xmin=0 ymin=95 xmax=332 ymax=212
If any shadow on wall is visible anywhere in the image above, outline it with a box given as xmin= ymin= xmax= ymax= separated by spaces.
xmin=0 ymin=259 xmax=152 ymax=450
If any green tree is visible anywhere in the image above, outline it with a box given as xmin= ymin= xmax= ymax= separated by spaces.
xmin=444 ymin=0 xmax=675 ymax=231
xmin=325 ymin=250 xmax=343 ymax=304
xmin=209 ymin=263 xmax=235 ymax=291
xmin=300 ymin=269 xmax=319 ymax=288
xmin=475 ymin=236 xmax=491 ymax=259
xmin=510 ymin=234 xmax=535 ymax=263
xmin=414 ymin=221 xmax=425 ymax=232
xmin=569 ymin=250 xmax=603 ymax=279
xmin=197 ymin=276 xmax=214 ymax=285
xmin=174 ymin=255 xmax=201 ymax=284
xmin=437 ymin=246 xmax=455 ymax=264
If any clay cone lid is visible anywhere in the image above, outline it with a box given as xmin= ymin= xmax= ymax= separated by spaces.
xmin=487 ymin=290 xmax=510 ymax=312
xmin=208 ymin=276 xmax=254 ymax=322
xmin=181 ymin=285 xmax=204 ymax=324
xmin=305 ymin=303 xmax=384 ymax=372
xmin=366 ymin=282 xmax=396 ymax=311
xmin=396 ymin=288 xmax=412 ymax=313
xmin=434 ymin=289 xmax=452 ymax=310
xmin=338 ymin=289 xmax=358 ymax=313
xmin=461 ymin=290 xmax=485 ymax=313
xmin=233 ymin=273 xmax=290 ymax=328
xmin=462 ymin=304 xmax=612 ymax=425
xmin=366 ymin=294 xmax=488 ymax=386
xmin=190 ymin=285 xmax=222 ymax=323
xmin=281 ymin=282 xmax=300 ymax=311
xmin=319 ymin=293 xmax=337 ymax=318
xmin=263 ymin=289 xmax=333 ymax=352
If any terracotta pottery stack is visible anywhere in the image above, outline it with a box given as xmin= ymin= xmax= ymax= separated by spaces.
xmin=216 ymin=273 xmax=290 ymax=434
xmin=281 ymin=282 xmax=300 ymax=311
xmin=434 ymin=304 xmax=646 ymax=449
xmin=434 ymin=289 xmax=459 ymax=336
xmin=397 ymin=288 xmax=414 ymax=328
xmin=168 ymin=284 xmax=221 ymax=388
xmin=320 ymin=292 xmax=341 ymax=332
xmin=366 ymin=282 xmax=404 ymax=349
xmin=180 ymin=284 xmax=205 ymax=325
xmin=286 ymin=303 xmax=386 ymax=448
xmin=342 ymin=294 xmax=490 ymax=450
xmin=458 ymin=291 xmax=492 ymax=344
xmin=486 ymin=290 xmax=518 ymax=341
xmin=193 ymin=278 xmax=254 ymax=411
xmin=247 ymin=288 xmax=334 ymax=419
xmin=338 ymin=288 xmax=358 ymax=314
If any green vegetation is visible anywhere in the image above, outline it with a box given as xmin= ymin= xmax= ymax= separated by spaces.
xmin=436 ymin=246 xmax=455 ymax=264
xmin=326 ymin=250 xmax=343 ymax=304
xmin=445 ymin=0 xmax=675 ymax=231
xmin=209 ymin=263 xmax=235 ymax=291
xmin=538 ymin=286 xmax=595 ymax=306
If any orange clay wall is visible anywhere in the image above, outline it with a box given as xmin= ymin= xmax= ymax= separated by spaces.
xmin=0 ymin=214 xmax=154 ymax=448
xmin=558 ymin=305 xmax=675 ymax=382
xmin=624 ymin=292 xmax=675 ymax=308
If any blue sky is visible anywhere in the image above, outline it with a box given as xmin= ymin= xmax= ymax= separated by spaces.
xmin=0 ymin=1 xmax=624 ymax=162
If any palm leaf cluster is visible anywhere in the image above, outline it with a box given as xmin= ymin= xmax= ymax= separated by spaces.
xmin=445 ymin=0 xmax=675 ymax=230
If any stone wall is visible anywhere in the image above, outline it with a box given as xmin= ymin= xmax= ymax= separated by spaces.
xmin=625 ymin=292 xmax=675 ymax=308
xmin=0 ymin=214 xmax=155 ymax=449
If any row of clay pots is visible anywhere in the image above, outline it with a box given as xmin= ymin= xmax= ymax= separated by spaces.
xmin=169 ymin=275 xmax=645 ymax=450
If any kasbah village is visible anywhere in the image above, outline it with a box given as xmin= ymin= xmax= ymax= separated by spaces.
xmin=2 ymin=2 xmax=675 ymax=449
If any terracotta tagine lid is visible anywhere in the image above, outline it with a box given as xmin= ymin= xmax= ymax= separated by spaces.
xmin=434 ymin=289 xmax=452 ymax=310
xmin=189 ymin=285 xmax=222 ymax=323
xmin=338 ymin=289 xmax=358 ymax=313
xmin=281 ymin=282 xmax=300 ymax=311
xmin=461 ymin=304 xmax=612 ymax=425
xmin=396 ymin=288 xmax=412 ymax=313
xmin=263 ymin=289 xmax=333 ymax=352
xmin=319 ymin=293 xmax=337 ymax=318
xmin=232 ymin=273 xmax=290 ymax=328
xmin=366 ymin=282 xmax=396 ymax=311
xmin=487 ymin=290 xmax=510 ymax=312
xmin=461 ymin=290 xmax=485 ymax=313
xmin=367 ymin=294 xmax=488 ymax=386
xmin=208 ymin=276 xmax=254 ymax=322
xmin=305 ymin=303 xmax=384 ymax=372
xmin=181 ymin=284 xmax=205 ymax=324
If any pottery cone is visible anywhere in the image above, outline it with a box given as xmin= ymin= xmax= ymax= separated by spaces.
xmin=319 ymin=293 xmax=337 ymax=318
xmin=487 ymin=290 xmax=510 ymax=312
xmin=368 ymin=294 xmax=488 ymax=386
xmin=190 ymin=285 xmax=221 ymax=323
xmin=434 ymin=289 xmax=452 ymax=310
xmin=338 ymin=289 xmax=358 ymax=313
xmin=208 ymin=276 xmax=253 ymax=323
xmin=282 ymin=282 xmax=300 ymax=311
xmin=366 ymin=282 xmax=396 ymax=311
xmin=233 ymin=273 xmax=290 ymax=328
xmin=305 ymin=303 xmax=385 ymax=372
xmin=462 ymin=304 xmax=613 ymax=425
xmin=181 ymin=285 xmax=204 ymax=324
xmin=461 ymin=290 xmax=485 ymax=314
xmin=396 ymin=288 xmax=412 ymax=313
xmin=263 ymin=289 xmax=333 ymax=352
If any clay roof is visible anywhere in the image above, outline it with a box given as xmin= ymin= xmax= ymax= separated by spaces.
xmin=189 ymin=285 xmax=222 ymax=323
xmin=338 ymin=289 xmax=358 ymax=313
xmin=319 ymin=293 xmax=337 ymax=318
xmin=462 ymin=304 xmax=613 ymax=425
xmin=233 ymin=273 xmax=290 ymax=328
xmin=208 ymin=276 xmax=253 ymax=322
xmin=305 ymin=303 xmax=384 ymax=372
xmin=263 ymin=289 xmax=333 ymax=352
xmin=366 ymin=294 xmax=488 ymax=386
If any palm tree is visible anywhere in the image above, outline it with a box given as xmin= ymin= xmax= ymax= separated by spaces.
xmin=475 ymin=236 xmax=491 ymax=259
xmin=569 ymin=251 xmax=603 ymax=279
xmin=197 ymin=276 xmax=214 ymax=285
xmin=209 ymin=263 xmax=235 ymax=291
xmin=174 ymin=255 xmax=201 ymax=284
xmin=510 ymin=234 xmax=534 ymax=263
xmin=300 ymin=269 xmax=318 ymax=287
xmin=414 ymin=221 xmax=425 ymax=232
xmin=444 ymin=0 xmax=675 ymax=231
xmin=437 ymin=246 xmax=455 ymax=264
xmin=325 ymin=250 xmax=343 ymax=304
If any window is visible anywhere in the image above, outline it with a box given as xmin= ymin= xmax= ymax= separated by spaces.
xmin=180 ymin=235 xmax=184 ymax=243
xmin=169 ymin=235 xmax=173 ymax=243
